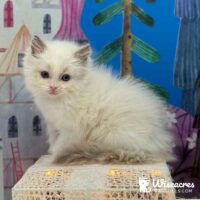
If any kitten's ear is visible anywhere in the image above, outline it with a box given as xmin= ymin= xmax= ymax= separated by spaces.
xmin=74 ymin=45 xmax=90 ymax=64
xmin=31 ymin=36 xmax=46 ymax=58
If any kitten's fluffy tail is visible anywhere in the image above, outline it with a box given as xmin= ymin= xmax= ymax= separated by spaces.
xmin=53 ymin=142 xmax=175 ymax=165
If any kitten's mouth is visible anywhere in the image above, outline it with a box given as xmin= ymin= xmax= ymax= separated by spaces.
xmin=49 ymin=91 xmax=58 ymax=96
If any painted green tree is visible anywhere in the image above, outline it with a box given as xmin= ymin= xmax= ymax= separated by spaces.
xmin=93 ymin=0 xmax=160 ymax=77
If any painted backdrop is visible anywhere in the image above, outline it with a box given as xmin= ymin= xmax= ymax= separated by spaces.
xmin=0 ymin=0 xmax=199 ymax=199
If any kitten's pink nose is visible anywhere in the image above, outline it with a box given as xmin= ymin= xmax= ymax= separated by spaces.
xmin=49 ymin=85 xmax=58 ymax=94
xmin=50 ymin=85 xmax=58 ymax=91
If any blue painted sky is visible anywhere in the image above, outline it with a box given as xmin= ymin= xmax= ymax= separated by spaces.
xmin=81 ymin=0 xmax=181 ymax=106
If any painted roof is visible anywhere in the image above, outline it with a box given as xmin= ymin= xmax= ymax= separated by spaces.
xmin=0 ymin=25 xmax=31 ymax=75
xmin=0 ymin=25 xmax=32 ymax=103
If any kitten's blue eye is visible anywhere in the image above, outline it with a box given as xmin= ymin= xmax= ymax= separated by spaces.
xmin=41 ymin=71 xmax=49 ymax=78
xmin=61 ymin=74 xmax=71 ymax=81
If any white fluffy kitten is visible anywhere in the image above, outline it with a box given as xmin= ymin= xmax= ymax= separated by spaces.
xmin=23 ymin=36 xmax=174 ymax=164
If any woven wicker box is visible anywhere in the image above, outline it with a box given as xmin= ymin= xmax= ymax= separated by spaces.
xmin=12 ymin=157 xmax=176 ymax=200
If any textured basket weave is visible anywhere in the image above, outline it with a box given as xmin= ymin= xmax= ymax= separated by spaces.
xmin=12 ymin=157 xmax=176 ymax=200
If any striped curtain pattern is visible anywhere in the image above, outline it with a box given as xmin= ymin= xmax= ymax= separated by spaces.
xmin=174 ymin=0 xmax=200 ymax=115
xmin=54 ymin=0 xmax=86 ymax=41
xmin=174 ymin=0 xmax=200 ymax=19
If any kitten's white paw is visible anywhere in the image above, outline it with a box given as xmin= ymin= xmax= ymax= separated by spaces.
xmin=37 ymin=155 xmax=56 ymax=165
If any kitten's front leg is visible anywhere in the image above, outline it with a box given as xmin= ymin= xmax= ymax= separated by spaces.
xmin=47 ymin=136 xmax=69 ymax=163
xmin=47 ymin=124 xmax=60 ymax=154
xmin=46 ymin=130 xmax=77 ymax=163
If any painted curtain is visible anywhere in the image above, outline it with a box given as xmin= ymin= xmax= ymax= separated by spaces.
xmin=174 ymin=0 xmax=200 ymax=115
xmin=54 ymin=0 xmax=86 ymax=41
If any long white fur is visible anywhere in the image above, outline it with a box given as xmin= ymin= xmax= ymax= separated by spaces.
xmin=23 ymin=39 xmax=174 ymax=164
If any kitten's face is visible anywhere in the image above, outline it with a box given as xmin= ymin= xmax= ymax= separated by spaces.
xmin=23 ymin=36 xmax=90 ymax=99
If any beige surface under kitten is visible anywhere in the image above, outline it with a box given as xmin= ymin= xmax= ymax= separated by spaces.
xmin=24 ymin=36 xmax=174 ymax=165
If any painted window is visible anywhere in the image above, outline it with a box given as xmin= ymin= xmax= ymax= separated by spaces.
xmin=43 ymin=14 xmax=51 ymax=34
xmin=18 ymin=53 xmax=25 ymax=68
xmin=33 ymin=116 xmax=42 ymax=136
xmin=4 ymin=0 xmax=14 ymax=28
xmin=8 ymin=116 xmax=18 ymax=138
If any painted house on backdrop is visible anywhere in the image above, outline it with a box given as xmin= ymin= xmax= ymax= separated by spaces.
xmin=0 ymin=0 xmax=87 ymax=199
xmin=0 ymin=0 xmax=61 ymax=199
xmin=0 ymin=25 xmax=48 ymax=198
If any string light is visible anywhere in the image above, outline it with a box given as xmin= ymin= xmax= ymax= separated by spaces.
xmin=45 ymin=169 xmax=56 ymax=177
